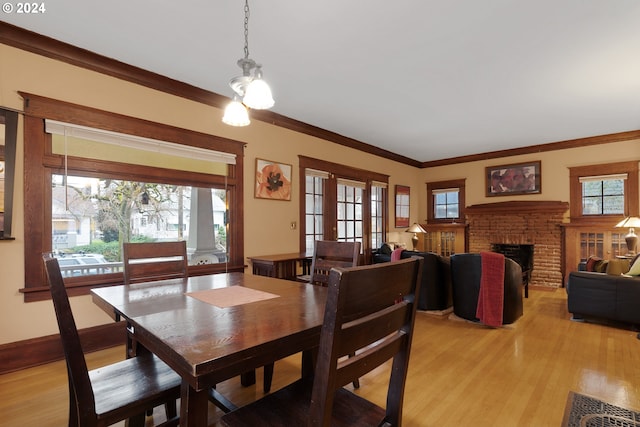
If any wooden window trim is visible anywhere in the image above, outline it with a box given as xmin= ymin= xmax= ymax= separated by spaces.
xmin=568 ymin=161 xmax=638 ymax=224
xmin=427 ymin=179 xmax=466 ymax=223
xmin=298 ymin=155 xmax=389 ymax=261
xmin=20 ymin=93 xmax=245 ymax=302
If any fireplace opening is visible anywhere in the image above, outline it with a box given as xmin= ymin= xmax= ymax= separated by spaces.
xmin=491 ymin=243 xmax=533 ymax=298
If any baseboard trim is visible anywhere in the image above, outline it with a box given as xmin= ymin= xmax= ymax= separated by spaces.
xmin=0 ymin=322 xmax=126 ymax=375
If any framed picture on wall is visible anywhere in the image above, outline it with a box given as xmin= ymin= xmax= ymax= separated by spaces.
xmin=255 ymin=158 xmax=292 ymax=201
xmin=395 ymin=185 xmax=410 ymax=227
xmin=486 ymin=161 xmax=541 ymax=196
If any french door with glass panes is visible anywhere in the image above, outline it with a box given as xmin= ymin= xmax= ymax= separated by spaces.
xmin=304 ymin=171 xmax=364 ymax=253
xmin=300 ymin=156 xmax=388 ymax=263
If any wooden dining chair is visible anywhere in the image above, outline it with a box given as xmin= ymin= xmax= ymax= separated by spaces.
xmin=122 ymin=241 xmax=189 ymax=285
xmin=121 ymin=241 xmax=252 ymax=407
xmin=298 ymin=240 xmax=361 ymax=286
xmin=121 ymin=241 xmax=189 ymax=359
xmin=221 ymin=256 xmax=423 ymax=427
xmin=43 ymin=254 xmax=181 ymax=427
xmin=293 ymin=240 xmax=363 ymax=389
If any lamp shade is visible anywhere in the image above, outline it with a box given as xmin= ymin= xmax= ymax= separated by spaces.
xmin=406 ymin=223 xmax=426 ymax=234
xmin=615 ymin=216 xmax=640 ymax=228
xmin=243 ymin=77 xmax=274 ymax=110
xmin=222 ymin=98 xmax=250 ymax=127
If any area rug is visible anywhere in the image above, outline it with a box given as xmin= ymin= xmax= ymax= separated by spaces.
xmin=562 ymin=391 xmax=640 ymax=427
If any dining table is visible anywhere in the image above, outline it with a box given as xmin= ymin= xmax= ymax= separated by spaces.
xmin=91 ymin=272 xmax=327 ymax=427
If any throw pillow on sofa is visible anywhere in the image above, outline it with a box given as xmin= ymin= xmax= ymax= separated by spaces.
xmin=605 ymin=259 xmax=630 ymax=275
xmin=585 ymin=256 xmax=602 ymax=272
xmin=594 ymin=259 xmax=609 ymax=273
xmin=626 ymin=255 xmax=640 ymax=276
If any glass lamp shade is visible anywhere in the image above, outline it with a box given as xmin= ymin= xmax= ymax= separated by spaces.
xmin=243 ymin=78 xmax=274 ymax=110
xmin=222 ymin=99 xmax=250 ymax=127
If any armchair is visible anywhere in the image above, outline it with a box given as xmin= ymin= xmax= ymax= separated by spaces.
xmin=450 ymin=253 xmax=523 ymax=324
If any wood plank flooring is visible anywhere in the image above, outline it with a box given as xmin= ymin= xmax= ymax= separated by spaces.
xmin=1 ymin=287 xmax=638 ymax=427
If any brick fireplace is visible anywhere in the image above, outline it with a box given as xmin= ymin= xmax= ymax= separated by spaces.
xmin=465 ymin=201 xmax=569 ymax=288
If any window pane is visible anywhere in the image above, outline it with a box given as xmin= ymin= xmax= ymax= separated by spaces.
xmin=52 ymin=174 xmax=227 ymax=277
xmin=603 ymin=195 xmax=624 ymax=214
xmin=603 ymin=179 xmax=623 ymax=195
xmin=434 ymin=190 xmax=459 ymax=219
xmin=581 ymin=179 xmax=624 ymax=215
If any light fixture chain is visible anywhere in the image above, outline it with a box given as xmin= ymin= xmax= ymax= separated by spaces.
xmin=243 ymin=0 xmax=250 ymax=60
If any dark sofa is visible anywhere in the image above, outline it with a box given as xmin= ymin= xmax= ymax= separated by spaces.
xmin=566 ymin=271 xmax=640 ymax=326
xmin=373 ymin=247 xmax=452 ymax=311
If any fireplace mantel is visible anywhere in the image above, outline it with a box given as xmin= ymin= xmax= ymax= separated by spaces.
xmin=466 ymin=200 xmax=568 ymax=214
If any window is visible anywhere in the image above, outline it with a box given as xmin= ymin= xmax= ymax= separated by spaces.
xmin=580 ymin=174 xmax=625 ymax=215
xmin=427 ymin=179 xmax=466 ymax=223
xmin=51 ymin=174 xmax=229 ymax=277
xmin=370 ymin=183 xmax=386 ymax=250
xmin=433 ymin=188 xmax=459 ymax=219
xmin=304 ymin=170 xmax=327 ymax=251
xmin=337 ymin=178 xmax=364 ymax=245
xmin=569 ymin=161 xmax=638 ymax=222
xmin=21 ymin=94 xmax=245 ymax=302
xmin=299 ymin=156 xmax=388 ymax=262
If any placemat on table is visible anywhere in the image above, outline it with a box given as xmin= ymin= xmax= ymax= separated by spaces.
xmin=186 ymin=286 xmax=279 ymax=308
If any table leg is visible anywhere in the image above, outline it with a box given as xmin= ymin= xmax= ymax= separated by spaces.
xmin=180 ymin=382 xmax=209 ymax=427
xmin=240 ymin=369 xmax=256 ymax=386
xmin=301 ymin=347 xmax=318 ymax=380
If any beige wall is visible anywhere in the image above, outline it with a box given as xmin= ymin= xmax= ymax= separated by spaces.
xmin=418 ymin=142 xmax=640 ymax=223
xmin=1 ymin=43 xmax=638 ymax=346
xmin=0 ymin=44 xmax=419 ymax=344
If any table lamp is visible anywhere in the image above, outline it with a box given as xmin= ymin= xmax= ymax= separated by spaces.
xmin=615 ymin=216 xmax=640 ymax=255
xmin=406 ymin=223 xmax=426 ymax=251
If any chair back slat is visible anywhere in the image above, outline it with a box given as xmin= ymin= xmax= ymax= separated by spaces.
xmin=337 ymin=303 xmax=410 ymax=357
xmin=309 ymin=256 xmax=423 ymax=427
xmin=309 ymin=240 xmax=361 ymax=286
xmin=123 ymin=241 xmax=188 ymax=285
xmin=43 ymin=254 xmax=96 ymax=422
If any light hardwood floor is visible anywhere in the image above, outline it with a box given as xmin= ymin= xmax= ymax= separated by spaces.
xmin=1 ymin=287 xmax=638 ymax=427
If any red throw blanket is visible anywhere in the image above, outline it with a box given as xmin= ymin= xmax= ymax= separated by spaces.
xmin=476 ymin=252 xmax=505 ymax=327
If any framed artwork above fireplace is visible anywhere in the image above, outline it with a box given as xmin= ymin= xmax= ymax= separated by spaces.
xmin=486 ymin=161 xmax=541 ymax=197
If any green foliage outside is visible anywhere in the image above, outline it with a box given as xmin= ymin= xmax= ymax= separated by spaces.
xmin=72 ymin=235 xmax=156 ymax=262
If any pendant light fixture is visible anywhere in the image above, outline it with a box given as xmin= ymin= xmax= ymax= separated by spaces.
xmin=222 ymin=0 xmax=274 ymax=127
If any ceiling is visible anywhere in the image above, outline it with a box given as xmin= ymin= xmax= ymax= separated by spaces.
xmin=3 ymin=1 xmax=640 ymax=163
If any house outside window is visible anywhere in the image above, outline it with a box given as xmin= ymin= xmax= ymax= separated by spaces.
xmin=51 ymin=174 xmax=229 ymax=277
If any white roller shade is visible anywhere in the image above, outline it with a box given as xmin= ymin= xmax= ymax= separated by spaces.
xmin=432 ymin=187 xmax=459 ymax=194
xmin=337 ymin=178 xmax=366 ymax=189
xmin=46 ymin=120 xmax=236 ymax=165
xmin=305 ymin=168 xmax=330 ymax=179
xmin=579 ymin=173 xmax=627 ymax=183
